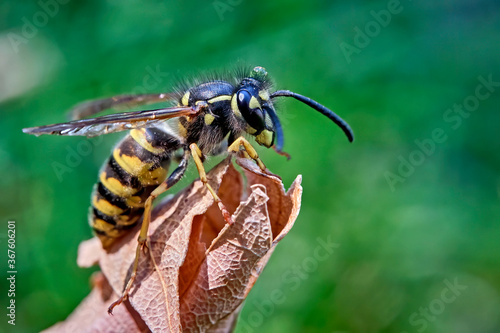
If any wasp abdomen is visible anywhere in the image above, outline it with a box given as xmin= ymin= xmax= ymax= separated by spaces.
xmin=90 ymin=127 xmax=182 ymax=248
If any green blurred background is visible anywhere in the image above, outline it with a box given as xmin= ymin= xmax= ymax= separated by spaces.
xmin=1 ymin=0 xmax=499 ymax=332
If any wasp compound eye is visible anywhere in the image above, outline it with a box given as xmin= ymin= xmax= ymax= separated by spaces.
xmin=237 ymin=90 xmax=265 ymax=131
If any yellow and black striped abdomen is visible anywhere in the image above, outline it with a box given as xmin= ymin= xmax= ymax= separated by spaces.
xmin=90 ymin=127 xmax=183 ymax=248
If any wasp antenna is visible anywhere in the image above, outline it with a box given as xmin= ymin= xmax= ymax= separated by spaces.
xmin=270 ymin=90 xmax=354 ymax=142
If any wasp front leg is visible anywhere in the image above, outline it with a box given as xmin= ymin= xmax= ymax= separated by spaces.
xmin=227 ymin=136 xmax=267 ymax=171
xmin=189 ymin=143 xmax=234 ymax=225
xmin=108 ymin=148 xmax=190 ymax=314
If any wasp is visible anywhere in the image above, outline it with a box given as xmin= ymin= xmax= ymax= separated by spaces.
xmin=23 ymin=66 xmax=353 ymax=312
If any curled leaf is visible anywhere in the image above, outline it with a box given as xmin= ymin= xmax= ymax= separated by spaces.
xmin=45 ymin=157 xmax=302 ymax=332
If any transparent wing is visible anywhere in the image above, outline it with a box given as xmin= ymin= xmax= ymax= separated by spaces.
xmin=23 ymin=105 xmax=201 ymax=137
xmin=69 ymin=93 xmax=178 ymax=120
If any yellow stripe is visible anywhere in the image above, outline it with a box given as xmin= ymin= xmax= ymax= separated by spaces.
xmin=207 ymin=95 xmax=232 ymax=104
xmin=255 ymin=129 xmax=273 ymax=147
xmin=92 ymin=219 xmax=121 ymax=237
xmin=100 ymin=172 xmax=138 ymax=197
xmin=96 ymin=234 xmax=116 ymax=249
xmin=178 ymin=121 xmax=187 ymax=137
xmin=249 ymin=96 xmax=260 ymax=109
xmin=204 ymin=113 xmax=215 ymax=125
xmin=246 ymin=125 xmax=257 ymax=134
xmin=231 ymin=95 xmax=242 ymax=118
xmin=113 ymin=148 xmax=153 ymax=176
xmin=93 ymin=195 xmax=125 ymax=216
xmin=125 ymin=195 xmax=144 ymax=208
xmin=138 ymin=166 xmax=168 ymax=186
xmin=259 ymin=90 xmax=270 ymax=101
xmin=130 ymin=128 xmax=165 ymax=155
xmin=116 ymin=213 xmax=141 ymax=225
xmin=113 ymin=148 xmax=168 ymax=186
xmin=181 ymin=91 xmax=190 ymax=106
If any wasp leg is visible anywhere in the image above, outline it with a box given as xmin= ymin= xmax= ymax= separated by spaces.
xmin=189 ymin=143 xmax=234 ymax=225
xmin=107 ymin=148 xmax=190 ymax=314
xmin=227 ymin=136 xmax=267 ymax=171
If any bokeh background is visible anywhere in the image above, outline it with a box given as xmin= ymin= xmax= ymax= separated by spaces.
xmin=1 ymin=0 xmax=499 ymax=332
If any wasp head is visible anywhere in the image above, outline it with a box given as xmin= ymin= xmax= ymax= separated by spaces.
xmin=233 ymin=67 xmax=285 ymax=152
xmin=232 ymin=66 xmax=354 ymax=158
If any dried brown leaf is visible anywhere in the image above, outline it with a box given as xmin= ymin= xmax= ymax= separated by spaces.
xmin=46 ymin=157 xmax=302 ymax=333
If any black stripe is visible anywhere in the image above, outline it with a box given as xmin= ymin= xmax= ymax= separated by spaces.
xmin=92 ymin=227 xmax=108 ymax=236
xmin=120 ymin=136 xmax=162 ymax=165
xmin=96 ymin=182 xmax=130 ymax=210
xmin=92 ymin=206 xmax=143 ymax=230
xmin=92 ymin=207 xmax=117 ymax=226
xmin=107 ymin=156 xmax=141 ymax=189
xmin=118 ymin=207 xmax=144 ymax=220
xmin=179 ymin=117 xmax=188 ymax=128
xmin=133 ymin=187 xmax=145 ymax=198
xmin=186 ymin=117 xmax=204 ymax=143
xmin=115 ymin=213 xmax=143 ymax=231
xmin=144 ymin=128 xmax=182 ymax=150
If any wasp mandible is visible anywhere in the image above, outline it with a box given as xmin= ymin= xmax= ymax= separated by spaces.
xmin=23 ymin=66 xmax=354 ymax=312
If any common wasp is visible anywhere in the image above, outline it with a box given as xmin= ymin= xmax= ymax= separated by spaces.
xmin=23 ymin=66 xmax=354 ymax=313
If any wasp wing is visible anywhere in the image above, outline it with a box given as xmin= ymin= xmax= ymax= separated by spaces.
xmin=69 ymin=93 xmax=178 ymax=120
xmin=23 ymin=105 xmax=200 ymax=137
